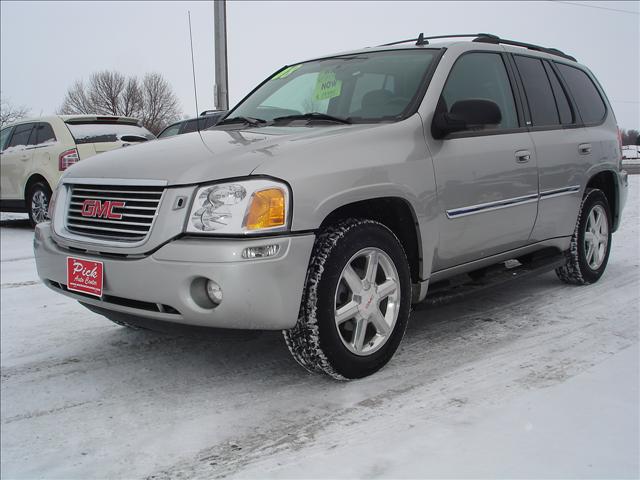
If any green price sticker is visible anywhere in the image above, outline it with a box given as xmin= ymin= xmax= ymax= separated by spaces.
xmin=314 ymin=72 xmax=342 ymax=101
xmin=272 ymin=64 xmax=302 ymax=80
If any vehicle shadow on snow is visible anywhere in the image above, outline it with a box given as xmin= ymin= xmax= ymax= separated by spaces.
xmin=0 ymin=217 xmax=32 ymax=229
xmin=67 ymin=271 xmax=563 ymax=389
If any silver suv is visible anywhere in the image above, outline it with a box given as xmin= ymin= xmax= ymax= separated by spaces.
xmin=34 ymin=34 xmax=628 ymax=379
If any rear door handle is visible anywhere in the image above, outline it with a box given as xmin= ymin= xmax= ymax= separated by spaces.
xmin=579 ymin=143 xmax=592 ymax=155
xmin=515 ymin=150 xmax=531 ymax=163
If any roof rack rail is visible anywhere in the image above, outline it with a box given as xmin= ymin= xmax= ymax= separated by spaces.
xmin=379 ymin=33 xmax=576 ymax=62
xmin=473 ymin=34 xmax=577 ymax=61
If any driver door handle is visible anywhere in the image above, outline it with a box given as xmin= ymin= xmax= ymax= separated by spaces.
xmin=515 ymin=150 xmax=531 ymax=163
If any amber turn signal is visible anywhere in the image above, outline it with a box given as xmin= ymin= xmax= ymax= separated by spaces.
xmin=244 ymin=188 xmax=286 ymax=230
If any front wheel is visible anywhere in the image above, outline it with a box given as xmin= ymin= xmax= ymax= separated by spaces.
xmin=556 ymin=188 xmax=612 ymax=285
xmin=284 ymin=219 xmax=412 ymax=380
xmin=27 ymin=181 xmax=52 ymax=227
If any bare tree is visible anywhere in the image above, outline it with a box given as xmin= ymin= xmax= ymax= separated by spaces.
xmin=58 ymin=70 xmax=181 ymax=134
xmin=139 ymin=73 xmax=181 ymax=134
xmin=0 ymin=94 xmax=30 ymax=128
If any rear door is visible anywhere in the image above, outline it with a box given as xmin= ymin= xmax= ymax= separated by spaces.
xmin=512 ymin=56 xmax=605 ymax=241
xmin=1 ymin=122 xmax=36 ymax=200
xmin=429 ymin=51 xmax=539 ymax=270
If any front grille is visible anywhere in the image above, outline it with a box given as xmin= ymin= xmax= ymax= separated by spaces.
xmin=65 ymin=184 xmax=164 ymax=241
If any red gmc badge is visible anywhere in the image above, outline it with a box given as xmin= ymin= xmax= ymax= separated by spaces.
xmin=66 ymin=257 xmax=104 ymax=297
xmin=81 ymin=199 xmax=125 ymax=220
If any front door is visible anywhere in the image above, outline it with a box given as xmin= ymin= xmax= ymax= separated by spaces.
xmin=428 ymin=52 xmax=539 ymax=271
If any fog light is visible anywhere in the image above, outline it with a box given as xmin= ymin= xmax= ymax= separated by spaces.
xmin=206 ymin=280 xmax=223 ymax=305
xmin=242 ymin=244 xmax=280 ymax=259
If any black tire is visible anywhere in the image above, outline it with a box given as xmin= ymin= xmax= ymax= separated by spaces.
xmin=555 ymin=188 xmax=612 ymax=285
xmin=26 ymin=181 xmax=52 ymax=227
xmin=283 ymin=218 xmax=412 ymax=380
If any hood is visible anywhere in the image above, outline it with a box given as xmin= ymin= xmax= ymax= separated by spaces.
xmin=64 ymin=123 xmax=383 ymax=186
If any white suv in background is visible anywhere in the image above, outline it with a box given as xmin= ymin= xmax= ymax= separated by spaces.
xmin=0 ymin=115 xmax=154 ymax=225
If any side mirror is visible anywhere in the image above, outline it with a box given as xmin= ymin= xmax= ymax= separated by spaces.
xmin=432 ymin=99 xmax=502 ymax=139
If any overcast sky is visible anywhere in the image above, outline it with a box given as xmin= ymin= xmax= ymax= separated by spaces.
xmin=1 ymin=0 xmax=638 ymax=128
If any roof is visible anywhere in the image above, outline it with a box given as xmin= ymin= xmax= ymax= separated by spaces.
xmin=294 ymin=33 xmax=578 ymax=67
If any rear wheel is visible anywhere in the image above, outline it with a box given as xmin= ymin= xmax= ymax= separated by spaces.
xmin=284 ymin=218 xmax=411 ymax=380
xmin=556 ymin=188 xmax=612 ymax=285
xmin=27 ymin=181 xmax=51 ymax=227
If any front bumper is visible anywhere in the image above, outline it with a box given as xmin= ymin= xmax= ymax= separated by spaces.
xmin=34 ymin=223 xmax=315 ymax=330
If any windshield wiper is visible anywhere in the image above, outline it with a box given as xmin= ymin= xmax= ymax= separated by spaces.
xmin=217 ymin=116 xmax=268 ymax=127
xmin=272 ymin=113 xmax=351 ymax=125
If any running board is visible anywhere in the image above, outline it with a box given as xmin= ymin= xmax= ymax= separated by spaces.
xmin=415 ymin=250 xmax=567 ymax=309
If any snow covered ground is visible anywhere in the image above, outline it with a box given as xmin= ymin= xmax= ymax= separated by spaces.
xmin=1 ymin=177 xmax=638 ymax=479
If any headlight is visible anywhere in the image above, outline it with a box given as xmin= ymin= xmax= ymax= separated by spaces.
xmin=186 ymin=179 xmax=290 ymax=234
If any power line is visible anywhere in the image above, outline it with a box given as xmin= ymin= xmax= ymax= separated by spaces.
xmin=548 ymin=1 xmax=640 ymax=15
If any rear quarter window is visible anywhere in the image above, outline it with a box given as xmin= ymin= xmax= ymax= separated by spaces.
xmin=555 ymin=63 xmax=606 ymax=125
xmin=35 ymin=123 xmax=57 ymax=145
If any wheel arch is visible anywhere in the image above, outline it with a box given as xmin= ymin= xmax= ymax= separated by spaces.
xmin=585 ymin=169 xmax=619 ymax=231
xmin=24 ymin=174 xmax=52 ymax=201
xmin=319 ymin=196 xmax=423 ymax=284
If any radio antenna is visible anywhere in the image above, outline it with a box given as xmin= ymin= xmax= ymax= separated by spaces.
xmin=188 ymin=11 xmax=200 ymax=132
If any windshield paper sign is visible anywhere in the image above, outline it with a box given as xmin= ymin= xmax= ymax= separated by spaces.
xmin=315 ymin=72 xmax=342 ymax=100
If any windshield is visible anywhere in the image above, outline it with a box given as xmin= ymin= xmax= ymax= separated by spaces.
xmin=229 ymin=49 xmax=438 ymax=124
xmin=66 ymin=122 xmax=155 ymax=144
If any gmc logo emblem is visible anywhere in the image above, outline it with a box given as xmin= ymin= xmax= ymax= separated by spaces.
xmin=81 ymin=199 xmax=125 ymax=220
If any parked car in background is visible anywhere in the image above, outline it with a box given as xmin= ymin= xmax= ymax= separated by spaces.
xmin=157 ymin=110 xmax=227 ymax=138
xmin=0 ymin=115 xmax=154 ymax=225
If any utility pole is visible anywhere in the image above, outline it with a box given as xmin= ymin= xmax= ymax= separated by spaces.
xmin=213 ymin=0 xmax=229 ymax=111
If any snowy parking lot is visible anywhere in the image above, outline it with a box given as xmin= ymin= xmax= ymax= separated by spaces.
xmin=1 ymin=177 xmax=638 ymax=479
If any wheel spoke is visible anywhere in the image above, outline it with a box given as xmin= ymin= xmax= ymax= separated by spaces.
xmin=376 ymin=279 xmax=397 ymax=300
xmin=588 ymin=210 xmax=596 ymax=230
xmin=342 ymin=264 xmax=363 ymax=295
xmin=364 ymin=251 xmax=379 ymax=284
xmin=335 ymin=301 xmax=359 ymax=325
xmin=351 ymin=317 xmax=368 ymax=352
xmin=586 ymin=242 xmax=595 ymax=265
xmin=370 ymin=309 xmax=390 ymax=335
xmin=594 ymin=210 xmax=603 ymax=231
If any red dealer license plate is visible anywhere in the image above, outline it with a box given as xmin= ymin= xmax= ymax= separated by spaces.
xmin=66 ymin=257 xmax=104 ymax=297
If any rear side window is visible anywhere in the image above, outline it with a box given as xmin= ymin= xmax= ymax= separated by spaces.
xmin=66 ymin=122 xmax=155 ymax=144
xmin=544 ymin=63 xmax=574 ymax=125
xmin=35 ymin=123 xmax=57 ymax=145
xmin=440 ymin=52 xmax=519 ymax=131
xmin=555 ymin=63 xmax=606 ymax=124
xmin=514 ymin=55 xmax=559 ymax=126
xmin=7 ymin=123 xmax=34 ymax=148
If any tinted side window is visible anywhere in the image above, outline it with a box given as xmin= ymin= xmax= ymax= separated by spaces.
xmin=441 ymin=52 xmax=519 ymax=131
xmin=7 ymin=123 xmax=34 ymax=148
xmin=0 ymin=126 xmax=14 ymax=150
xmin=544 ymin=63 xmax=573 ymax=125
xmin=514 ymin=55 xmax=559 ymax=126
xmin=556 ymin=63 xmax=606 ymax=124
xmin=181 ymin=119 xmax=199 ymax=134
xmin=158 ymin=123 xmax=182 ymax=138
xmin=35 ymin=123 xmax=57 ymax=145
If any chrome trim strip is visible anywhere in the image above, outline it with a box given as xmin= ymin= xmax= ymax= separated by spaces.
xmin=446 ymin=193 xmax=539 ymax=219
xmin=539 ymin=185 xmax=581 ymax=199
xmin=446 ymin=185 xmax=581 ymax=219
xmin=62 ymin=177 xmax=168 ymax=187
